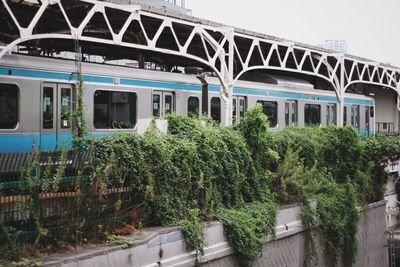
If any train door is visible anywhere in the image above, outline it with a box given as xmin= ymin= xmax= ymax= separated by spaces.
xmin=232 ymin=96 xmax=246 ymax=124
xmin=350 ymin=105 xmax=360 ymax=131
xmin=285 ymin=100 xmax=297 ymax=127
xmin=326 ymin=103 xmax=337 ymax=125
xmin=152 ymin=91 xmax=174 ymax=117
xmin=365 ymin=106 xmax=374 ymax=136
xmin=40 ymin=82 xmax=73 ymax=150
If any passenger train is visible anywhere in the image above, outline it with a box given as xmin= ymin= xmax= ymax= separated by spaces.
xmin=0 ymin=53 xmax=375 ymax=153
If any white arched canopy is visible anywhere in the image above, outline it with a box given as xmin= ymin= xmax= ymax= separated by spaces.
xmin=0 ymin=0 xmax=399 ymax=126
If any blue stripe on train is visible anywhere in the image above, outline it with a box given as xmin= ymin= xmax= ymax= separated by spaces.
xmin=0 ymin=134 xmax=39 ymax=153
xmin=120 ymin=78 xmax=202 ymax=91
xmin=0 ymin=133 xmax=114 ymax=153
xmin=0 ymin=67 xmax=114 ymax=84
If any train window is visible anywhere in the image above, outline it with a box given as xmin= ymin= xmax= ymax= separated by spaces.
xmin=164 ymin=94 xmax=173 ymax=115
xmin=94 ymin=90 xmax=137 ymax=129
xmin=285 ymin=100 xmax=297 ymax=127
xmin=210 ymin=97 xmax=221 ymax=123
xmin=351 ymin=105 xmax=360 ymax=130
xmin=232 ymin=98 xmax=237 ymax=123
xmin=304 ymin=104 xmax=321 ymax=126
xmin=188 ymin=96 xmax=200 ymax=118
xmin=60 ymin=88 xmax=72 ymax=129
xmin=43 ymin=87 xmax=54 ymax=129
xmin=369 ymin=106 xmax=374 ymax=118
xmin=153 ymin=91 xmax=174 ymax=117
xmin=326 ymin=104 xmax=336 ymax=125
xmin=365 ymin=106 xmax=370 ymax=135
xmin=257 ymin=100 xmax=278 ymax=127
xmin=0 ymin=84 xmax=19 ymax=129
xmin=153 ymin=93 xmax=161 ymax=117
xmin=343 ymin=106 xmax=347 ymax=125
xmin=232 ymin=96 xmax=246 ymax=124
xmin=239 ymin=98 xmax=246 ymax=118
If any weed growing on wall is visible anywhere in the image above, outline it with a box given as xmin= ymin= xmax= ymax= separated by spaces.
xmin=216 ymin=201 xmax=277 ymax=266
xmin=178 ymin=210 xmax=205 ymax=265
xmin=302 ymin=181 xmax=359 ymax=266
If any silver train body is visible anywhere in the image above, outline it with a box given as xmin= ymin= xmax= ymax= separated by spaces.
xmin=0 ymin=54 xmax=375 ymax=153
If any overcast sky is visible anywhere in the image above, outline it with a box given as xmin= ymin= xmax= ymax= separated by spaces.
xmin=185 ymin=0 xmax=400 ymax=67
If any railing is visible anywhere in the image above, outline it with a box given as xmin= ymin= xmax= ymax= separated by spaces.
xmin=0 ymin=151 xmax=134 ymax=243
xmin=376 ymin=122 xmax=399 ymax=136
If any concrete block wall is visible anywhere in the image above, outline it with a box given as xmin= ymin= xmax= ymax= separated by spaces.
xmin=42 ymin=201 xmax=388 ymax=267
xmin=385 ymin=172 xmax=400 ymax=228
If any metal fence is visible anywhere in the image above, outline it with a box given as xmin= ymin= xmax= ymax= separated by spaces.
xmin=376 ymin=122 xmax=399 ymax=136
xmin=0 ymin=151 xmax=134 ymax=244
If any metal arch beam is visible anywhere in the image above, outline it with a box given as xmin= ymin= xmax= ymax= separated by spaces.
xmin=0 ymin=34 xmax=220 ymax=73
xmin=344 ymin=81 xmax=397 ymax=93
xmin=344 ymin=80 xmax=400 ymax=111
xmin=342 ymin=78 xmax=400 ymax=113
xmin=397 ymin=82 xmax=400 ymax=112
xmin=342 ymin=60 xmax=398 ymax=88
xmin=0 ymin=0 xmax=230 ymax=70
xmin=230 ymin=34 xmax=342 ymax=89
xmin=233 ymin=66 xmax=339 ymax=97
xmin=0 ymin=0 xmax=234 ymax=119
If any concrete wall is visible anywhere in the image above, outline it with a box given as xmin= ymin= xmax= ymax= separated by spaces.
xmin=385 ymin=174 xmax=400 ymax=228
xmin=385 ymin=162 xmax=399 ymax=229
xmin=354 ymin=201 xmax=388 ymax=267
xmin=372 ymin=88 xmax=399 ymax=132
xmin=42 ymin=201 xmax=388 ymax=267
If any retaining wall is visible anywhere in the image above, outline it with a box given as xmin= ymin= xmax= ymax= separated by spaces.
xmin=43 ymin=200 xmax=388 ymax=267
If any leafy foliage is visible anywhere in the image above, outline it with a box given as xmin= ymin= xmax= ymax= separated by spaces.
xmin=178 ymin=210 xmax=205 ymax=265
xmin=2 ymin=105 xmax=400 ymax=266
xmin=274 ymin=148 xmax=325 ymax=203
xmin=71 ymin=74 xmax=88 ymax=147
xmin=302 ymin=181 xmax=359 ymax=266
xmin=216 ymin=201 xmax=277 ymax=266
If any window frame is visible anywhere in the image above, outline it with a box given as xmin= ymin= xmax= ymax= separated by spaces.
xmin=210 ymin=96 xmax=221 ymax=123
xmin=284 ymin=100 xmax=297 ymax=127
xmin=351 ymin=105 xmax=360 ymax=130
xmin=152 ymin=91 xmax=175 ymax=118
xmin=326 ymin=103 xmax=337 ymax=126
xmin=257 ymin=100 xmax=278 ymax=128
xmin=304 ymin=103 xmax=321 ymax=126
xmin=93 ymin=89 xmax=138 ymax=130
xmin=0 ymin=83 xmax=20 ymax=131
xmin=187 ymin=96 xmax=200 ymax=118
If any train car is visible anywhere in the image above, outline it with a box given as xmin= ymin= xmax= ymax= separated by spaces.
xmin=0 ymin=53 xmax=375 ymax=153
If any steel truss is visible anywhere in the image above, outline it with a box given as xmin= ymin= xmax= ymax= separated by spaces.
xmin=1 ymin=0 xmax=399 ymax=125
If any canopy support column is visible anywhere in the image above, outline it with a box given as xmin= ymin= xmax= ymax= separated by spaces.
xmin=337 ymin=55 xmax=345 ymax=127
xmin=220 ymin=27 xmax=235 ymax=127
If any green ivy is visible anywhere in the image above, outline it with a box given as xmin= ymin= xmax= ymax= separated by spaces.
xmin=301 ymin=180 xmax=359 ymax=266
xmin=178 ymin=210 xmax=205 ymax=265
xmin=71 ymin=74 xmax=88 ymax=147
xmin=217 ymin=201 xmax=277 ymax=266
xmin=3 ymin=105 xmax=400 ymax=266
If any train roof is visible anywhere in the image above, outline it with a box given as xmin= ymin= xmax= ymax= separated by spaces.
xmin=0 ymin=53 xmax=376 ymax=102
xmin=0 ymin=53 xmax=201 ymax=85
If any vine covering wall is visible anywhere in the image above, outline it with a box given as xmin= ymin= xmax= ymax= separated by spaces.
xmin=1 ymin=105 xmax=399 ymax=266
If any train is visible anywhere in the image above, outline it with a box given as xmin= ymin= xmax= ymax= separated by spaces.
xmin=0 ymin=53 xmax=375 ymax=153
